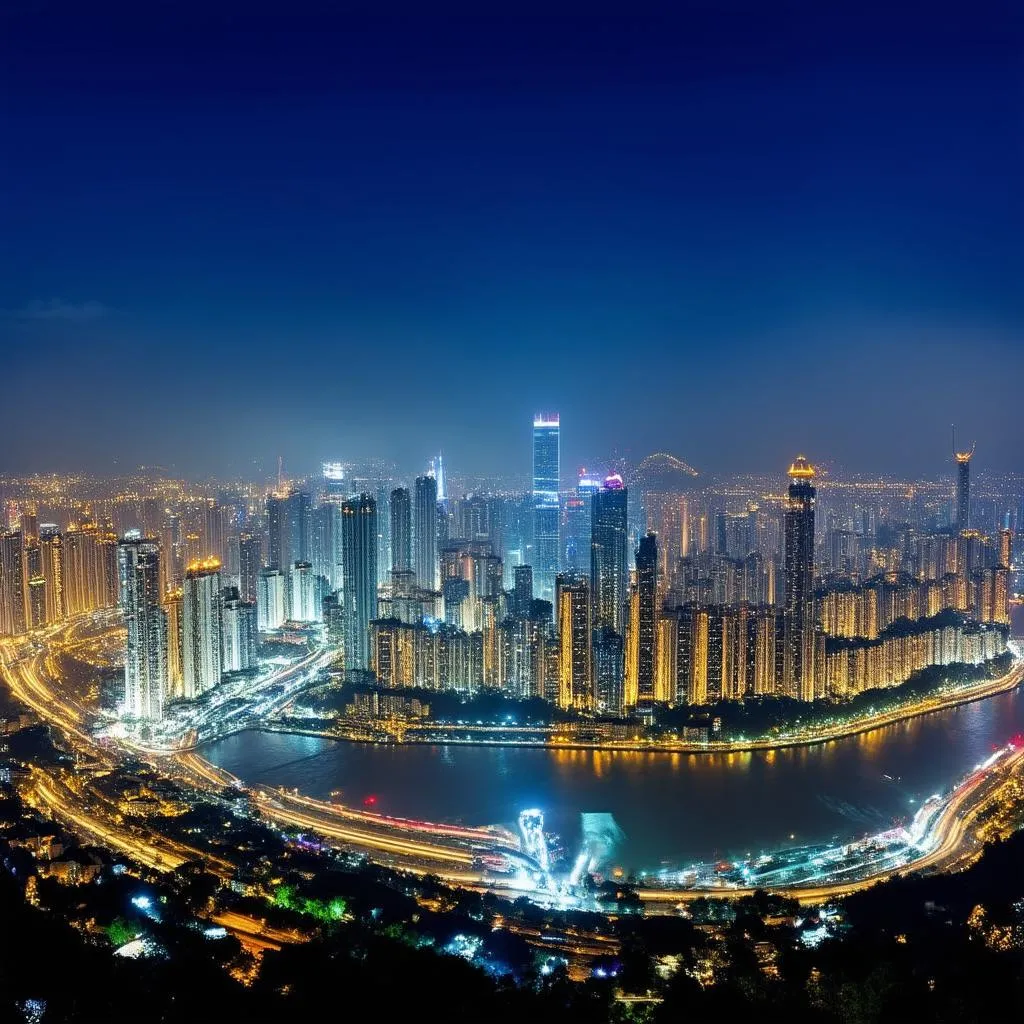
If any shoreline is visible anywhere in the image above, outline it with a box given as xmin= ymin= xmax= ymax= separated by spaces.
xmin=243 ymin=658 xmax=1024 ymax=758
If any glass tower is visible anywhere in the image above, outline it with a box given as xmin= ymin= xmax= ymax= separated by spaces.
xmin=532 ymin=413 xmax=560 ymax=603
xmin=590 ymin=474 xmax=628 ymax=638
xmin=783 ymin=456 xmax=816 ymax=701
xmin=341 ymin=493 xmax=378 ymax=671
xmin=119 ymin=536 xmax=167 ymax=721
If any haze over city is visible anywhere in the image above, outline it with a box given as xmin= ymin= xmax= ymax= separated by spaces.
xmin=2 ymin=1 xmax=1022 ymax=478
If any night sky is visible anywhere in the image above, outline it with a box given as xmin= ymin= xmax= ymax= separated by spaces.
xmin=2 ymin=1 xmax=1021 ymax=480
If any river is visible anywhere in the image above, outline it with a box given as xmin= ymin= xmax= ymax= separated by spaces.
xmin=203 ymin=674 xmax=1024 ymax=874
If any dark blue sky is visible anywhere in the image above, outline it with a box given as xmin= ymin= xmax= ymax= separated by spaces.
xmin=2 ymin=1 xmax=1021 ymax=480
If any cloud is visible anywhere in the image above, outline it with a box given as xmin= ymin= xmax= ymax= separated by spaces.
xmin=14 ymin=298 xmax=109 ymax=321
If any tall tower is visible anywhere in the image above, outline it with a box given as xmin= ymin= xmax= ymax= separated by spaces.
xmin=390 ymin=487 xmax=412 ymax=572
xmin=341 ymin=494 xmax=378 ymax=671
xmin=628 ymin=531 xmax=659 ymax=705
xmin=783 ymin=456 xmax=816 ymax=701
xmin=0 ymin=531 xmax=26 ymax=636
xmin=118 ymin=536 xmax=167 ymax=721
xmin=414 ymin=474 xmax=438 ymax=590
xmin=266 ymin=488 xmax=311 ymax=571
xmin=532 ymin=414 xmax=561 ymax=603
xmin=590 ymin=474 xmax=629 ymax=637
xmin=182 ymin=558 xmax=223 ymax=700
xmin=953 ymin=429 xmax=974 ymax=532
xmin=238 ymin=532 xmax=262 ymax=603
xmin=556 ymin=574 xmax=591 ymax=710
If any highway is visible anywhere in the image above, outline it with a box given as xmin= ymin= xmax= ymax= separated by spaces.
xmin=4 ymin=613 xmax=1024 ymax=913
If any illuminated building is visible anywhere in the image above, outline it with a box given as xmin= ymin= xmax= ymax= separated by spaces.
xmin=532 ymin=413 xmax=561 ymax=602
xmin=257 ymin=568 xmax=286 ymax=630
xmin=118 ymin=536 xmax=167 ymax=721
xmin=238 ymin=532 xmax=261 ymax=603
xmin=593 ymin=626 xmax=625 ymax=713
xmin=481 ymin=595 xmax=502 ymax=686
xmin=556 ymin=574 xmax=591 ymax=709
xmin=591 ymin=474 xmax=628 ymax=636
xmin=182 ymin=558 xmax=223 ymax=699
xmin=626 ymin=532 xmax=658 ymax=705
xmin=321 ymin=461 xmax=347 ymax=503
xmin=39 ymin=525 xmax=65 ymax=624
xmin=0 ymin=531 xmax=26 ymax=635
xmin=390 ymin=487 xmax=412 ymax=572
xmin=998 ymin=527 xmax=1012 ymax=569
xmin=289 ymin=561 xmax=318 ymax=622
xmin=376 ymin=485 xmax=392 ymax=588
xmin=783 ymin=456 xmax=816 ymax=701
xmin=310 ymin=502 xmax=340 ymax=592
xmin=202 ymin=501 xmax=227 ymax=563
xmin=954 ymin=440 xmax=974 ymax=532
xmin=564 ymin=470 xmax=600 ymax=573
xmin=221 ymin=587 xmax=257 ymax=672
xmin=164 ymin=589 xmax=183 ymax=697
xmin=512 ymin=564 xmax=533 ymax=618
xmin=341 ymin=493 xmax=378 ymax=671
xmin=267 ymin=488 xmax=311 ymax=571
xmin=27 ymin=577 xmax=46 ymax=629
xmin=414 ymin=474 xmax=439 ymax=590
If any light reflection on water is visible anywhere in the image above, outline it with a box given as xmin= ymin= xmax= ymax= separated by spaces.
xmin=204 ymin=683 xmax=1024 ymax=871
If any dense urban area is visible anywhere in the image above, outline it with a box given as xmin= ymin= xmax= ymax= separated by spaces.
xmin=1 ymin=426 xmax=1024 ymax=1021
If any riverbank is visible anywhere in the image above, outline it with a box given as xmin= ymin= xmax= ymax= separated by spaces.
xmin=264 ymin=656 xmax=1024 ymax=757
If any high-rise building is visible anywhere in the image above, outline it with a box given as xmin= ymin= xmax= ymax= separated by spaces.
xmin=310 ymin=503 xmax=339 ymax=591
xmin=0 ymin=531 xmax=26 ymax=636
xmin=257 ymin=568 xmax=287 ymax=630
xmin=267 ymin=488 xmax=311 ymax=571
xmin=626 ymin=532 xmax=659 ymax=705
xmin=783 ymin=456 xmax=816 ymax=701
xmin=238 ymin=532 xmax=262 ymax=603
xmin=164 ymin=589 xmax=183 ymax=698
xmin=564 ymin=470 xmax=601 ymax=573
xmin=954 ymin=447 xmax=973 ymax=533
xmin=591 ymin=474 xmax=628 ymax=637
xmin=118 ymin=536 xmax=167 ymax=721
xmin=289 ymin=561 xmax=318 ymax=622
xmin=322 ymin=462 xmax=347 ymax=503
xmin=221 ymin=587 xmax=258 ymax=672
xmin=414 ymin=474 xmax=439 ymax=590
xmin=39 ymin=525 xmax=65 ymax=624
xmin=556 ymin=574 xmax=591 ymax=710
xmin=390 ymin=487 xmax=412 ymax=572
xmin=532 ymin=414 xmax=561 ymax=602
xmin=342 ymin=494 xmax=378 ymax=670
xmin=182 ymin=558 xmax=223 ymax=699
xmin=512 ymin=564 xmax=534 ymax=618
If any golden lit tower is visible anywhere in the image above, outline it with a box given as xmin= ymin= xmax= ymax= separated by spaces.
xmin=783 ymin=456 xmax=816 ymax=701
xmin=556 ymin=574 xmax=591 ymax=710
xmin=952 ymin=427 xmax=974 ymax=532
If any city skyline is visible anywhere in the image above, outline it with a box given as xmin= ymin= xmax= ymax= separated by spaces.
xmin=2 ymin=3 xmax=1022 ymax=478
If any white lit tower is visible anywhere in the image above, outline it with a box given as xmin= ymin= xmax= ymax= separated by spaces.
xmin=532 ymin=414 xmax=561 ymax=603
xmin=118 ymin=534 xmax=168 ymax=722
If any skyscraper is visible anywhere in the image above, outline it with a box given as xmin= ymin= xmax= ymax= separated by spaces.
xmin=0 ymin=531 xmax=26 ymax=636
xmin=954 ymin=442 xmax=974 ymax=532
xmin=532 ymin=414 xmax=560 ymax=602
xmin=257 ymin=568 xmax=286 ymax=630
xmin=390 ymin=487 xmax=412 ymax=572
xmin=591 ymin=474 xmax=629 ymax=637
xmin=564 ymin=470 xmax=601 ymax=573
xmin=221 ymin=587 xmax=257 ymax=672
xmin=512 ymin=564 xmax=534 ymax=618
xmin=238 ymin=532 xmax=262 ymax=603
xmin=266 ymin=488 xmax=311 ymax=571
xmin=414 ymin=474 xmax=438 ymax=590
xmin=783 ymin=456 xmax=816 ymax=701
xmin=626 ymin=531 xmax=658 ymax=706
xmin=118 ymin=536 xmax=167 ymax=721
xmin=556 ymin=574 xmax=591 ymax=710
xmin=182 ymin=558 xmax=223 ymax=699
xmin=39 ymin=525 xmax=65 ymax=624
xmin=342 ymin=494 xmax=378 ymax=671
